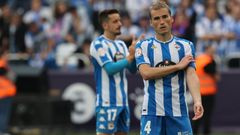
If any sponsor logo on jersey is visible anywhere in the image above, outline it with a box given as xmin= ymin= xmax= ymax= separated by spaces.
xmin=156 ymin=60 xmax=176 ymax=67
xmin=114 ymin=52 xmax=125 ymax=62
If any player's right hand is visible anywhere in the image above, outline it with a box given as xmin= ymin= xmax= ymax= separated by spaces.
xmin=128 ymin=34 xmax=145 ymax=61
xmin=177 ymin=55 xmax=193 ymax=70
xmin=192 ymin=101 xmax=204 ymax=120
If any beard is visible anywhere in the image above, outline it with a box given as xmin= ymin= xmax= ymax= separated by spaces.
xmin=114 ymin=30 xmax=121 ymax=36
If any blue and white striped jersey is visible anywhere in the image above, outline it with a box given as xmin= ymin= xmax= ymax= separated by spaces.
xmin=90 ymin=35 xmax=129 ymax=107
xmin=135 ymin=36 xmax=196 ymax=117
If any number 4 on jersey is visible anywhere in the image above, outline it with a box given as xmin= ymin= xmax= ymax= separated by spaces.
xmin=144 ymin=121 xmax=151 ymax=134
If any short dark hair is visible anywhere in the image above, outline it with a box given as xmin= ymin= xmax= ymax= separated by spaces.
xmin=149 ymin=1 xmax=171 ymax=19
xmin=98 ymin=9 xmax=119 ymax=25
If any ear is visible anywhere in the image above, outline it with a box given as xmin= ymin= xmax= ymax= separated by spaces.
xmin=102 ymin=22 xmax=108 ymax=30
xmin=150 ymin=18 xmax=153 ymax=27
xmin=170 ymin=16 xmax=174 ymax=24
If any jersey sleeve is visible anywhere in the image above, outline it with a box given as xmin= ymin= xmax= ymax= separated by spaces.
xmin=135 ymin=40 xmax=150 ymax=68
xmin=90 ymin=40 xmax=112 ymax=67
xmin=186 ymin=41 xmax=196 ymax=69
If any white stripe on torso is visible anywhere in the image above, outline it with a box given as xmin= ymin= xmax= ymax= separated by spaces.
xmin=102 ymin=68 xmax=110 ymax=106
xmin=169 ymin=41 xmax=181 ymax=116
xmin=153 ymin=41 xmax=165 ymax=115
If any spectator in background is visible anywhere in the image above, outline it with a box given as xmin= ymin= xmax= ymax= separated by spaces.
xmin=23 ymin=0 xmax=52 ymax=27
xmin=125 ymin=0 xmax=151 ymax=24
xmin=49 ymin=1 xmax=71 ymax=44
xmin=25 ymin=19 xmax=57 ymax=69
xmin=193 ymin=45 xmax=220 ymax=135
xmin=220 ymin=0 xmax=240 ymax=58
xmin=118 ymin=11 xmax=140 ymax=47
xmin=0 ymin=3 xmax=28 ymax=58
xmin=75 ymin=38 xmax=92 ymax=69
xmin=172 ymin=9 xmax=190 ymax=38
xmin=195 ymin=4 xmax=223 ymax=56
xmin=0 ymin=4 xmax=12 ymax=51
xmin=173 ymin=0 xmax=197 ymax=42
xmin=136 ymin=12 xmax=155 ymax=39
xmin=68 ymin=6 xmax=94 ymax=47
xmin=8 ymin=12 xmax=27 ymax=54
xmin=0 ymin=50 xmax=16 ymax=134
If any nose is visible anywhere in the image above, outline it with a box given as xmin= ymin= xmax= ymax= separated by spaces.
xmin=159 ymin=18 xmax=165 ymax=24
xmin=118 ymin=21 xmax=122 ymax=26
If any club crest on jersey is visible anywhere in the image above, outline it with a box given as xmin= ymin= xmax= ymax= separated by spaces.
xmin=97 ymin=48 xmax=106 ymax=57
xmin=174 ymin=43 xmax=181 ymax=50
xmin=108 ymin=122 xmax=115 ymax=130
xmin=156 ymin=60 xmax=176 ymax=67
xmin=114 ymin=52 xmax=124 ymax=62
xmin=135 ymin=48 xmax=143 ymax=57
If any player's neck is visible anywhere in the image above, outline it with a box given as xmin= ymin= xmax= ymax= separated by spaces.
xmin=156 ymin=33 xmax=172 ymax=42
xmin=103 ymin=31 xmax=116 ymax=41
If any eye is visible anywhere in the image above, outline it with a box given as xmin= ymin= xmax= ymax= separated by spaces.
xmin=113 ymin=20 xmax=118 ymax=23
xmin=153 ymin=16 xmax=160 ymax=21
xmin=162 ymin=15 xmax=169 ymax=19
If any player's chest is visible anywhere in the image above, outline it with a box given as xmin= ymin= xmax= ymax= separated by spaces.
xmin=104 ymin=42 xmax=126 ymax=61
xmin=146 ymin=43 xmax=185 ymax=67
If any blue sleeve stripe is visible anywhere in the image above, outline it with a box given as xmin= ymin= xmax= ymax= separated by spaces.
xmin=190 ymin=42 xmax=196 ymax=69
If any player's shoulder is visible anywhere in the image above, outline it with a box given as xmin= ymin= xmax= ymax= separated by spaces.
xmin=115 ymin=39 xmax=127 ymax=46
xmin=90 ymin=36 xmax=105 ymax=48
xmin=93 ymin=36 xmax=104 ymax=44
xmin=136 ymin=37 xmax=154 ymax=48
xmin=174 ymin=36 xmax=193 ymax=46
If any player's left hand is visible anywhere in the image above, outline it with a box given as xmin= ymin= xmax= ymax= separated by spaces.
xmin=192 ymin=101 xmax=204 ymax=120
xmin=128 ymin=34 xmax=145 ymax=59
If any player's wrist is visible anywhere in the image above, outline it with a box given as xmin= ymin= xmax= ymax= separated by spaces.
xmin=173 ymin=64 xmax=181 ymax=71
xmin=193 ymin=99 xmax=202 ymax=105
xmin=126 ymin=55 xmax=134 ymax=63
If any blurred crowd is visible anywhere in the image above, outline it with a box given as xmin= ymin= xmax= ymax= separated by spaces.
xmin=0 ymin=0 xmax=240 ymax=71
